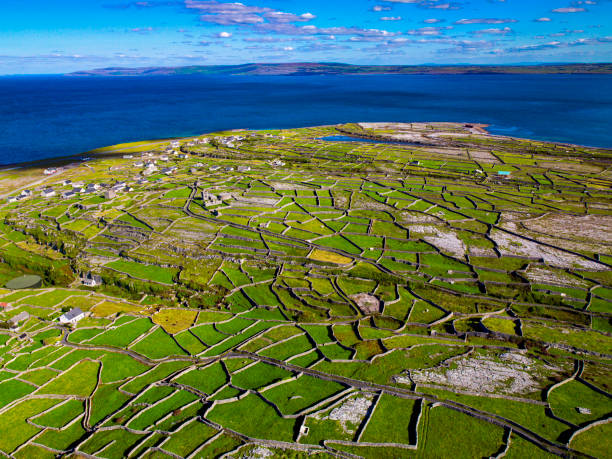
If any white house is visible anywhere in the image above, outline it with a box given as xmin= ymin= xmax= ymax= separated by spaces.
xmin=43 ymin=168 xmax=57 ymax=175
xmin=41 ymin=188 xmax=56 ymax=197
xmin=170 ymin=140 xmax=180 ymax=148
xmin=59 ymin=307 xmax=86 ymax=325
xmin=82 ymin=272 xmax=102 ymax=287
xmin=160 ymin=155 xmax=169 ymax=162
xmin=123 ymin=154 xmax=134 ymax=159
xmin=6 ymin=196 xmax=17 ymax=203
xmin=142 ymin=166 xmax=158 ymax=176
xmin=237 ymin=165 xmax=251 ymax=172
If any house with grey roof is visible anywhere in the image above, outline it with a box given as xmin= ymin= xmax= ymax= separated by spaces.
xmin=8 ymin=311 xmax=30 ymax=329
xmin=59 ymin=307 xmax=86 ymax=325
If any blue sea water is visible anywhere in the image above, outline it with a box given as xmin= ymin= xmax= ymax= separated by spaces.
xmin=0 ymin=73 xmax=611 ymax=165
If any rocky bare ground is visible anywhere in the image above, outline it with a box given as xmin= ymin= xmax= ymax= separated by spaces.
xmin=409 ymin=225 xmax=466 ymax=258
xmin=400 ymin=352 xmax=562 ymax=395
xmin=350 ymin=293 xmax=380 ymax=315
xmin=317 ymin=393 xmax=374 ymax=434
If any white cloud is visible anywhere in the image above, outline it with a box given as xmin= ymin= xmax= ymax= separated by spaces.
xmin=552 ymin=7 xmax=586 ymax=13
xmin=455 ymin=18 xmax=517 ymax=24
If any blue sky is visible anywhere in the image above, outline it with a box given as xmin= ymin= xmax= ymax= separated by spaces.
xmin=1 ymin=0 xmax=611 ymax=73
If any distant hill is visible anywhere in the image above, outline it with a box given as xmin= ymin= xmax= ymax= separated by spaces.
xmin=68 ymin=62 xmax=612 ymax=77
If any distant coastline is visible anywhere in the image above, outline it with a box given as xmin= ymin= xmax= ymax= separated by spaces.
xmin=67 ymin=62 xmax=612 ymax=77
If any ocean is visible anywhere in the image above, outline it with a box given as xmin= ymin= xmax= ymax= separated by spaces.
xmin=0 ymin=73 xmax=611 ymax=165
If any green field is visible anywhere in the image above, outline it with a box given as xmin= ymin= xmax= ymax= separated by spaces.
xmin=0 ymin=122 xmax=610 ymax=457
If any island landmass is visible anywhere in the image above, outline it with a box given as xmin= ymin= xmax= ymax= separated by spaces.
xmin=68 ymin=62 xmax=612 ymax=77
xmin=0 ymin=122 xmax=610 ymax=458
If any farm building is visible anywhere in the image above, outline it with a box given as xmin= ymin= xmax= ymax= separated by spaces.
xmin=8 ymin=312 xmax=30 ymax=328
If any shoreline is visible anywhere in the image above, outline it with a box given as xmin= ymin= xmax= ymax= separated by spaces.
xmin=1 ymin=122 xmax=610 ymax=172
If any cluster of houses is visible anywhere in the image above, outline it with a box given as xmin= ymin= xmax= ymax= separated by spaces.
xmin=208 ymin=165 xmax=243 ymax=173
xmin=269 ymin=159 xmax=285 ymax=167
xmin=217 ymin=135 xmax=245 ymax=148
xmin=7 ymin=185 xmax=63 ymax=202
xmin=185 ymin=138 xmax=209 ymax=147
xmin=142 ymin=161 xmax=158 ymax=176
xmin=161 ymin=166 xmax=178 ymax=176
xmin=161 ymin=150 xmax=188 ymax=160
xmin=7 ymin=189 xmax=32 ymax=203
xmin=61 ymin=182 xmax=101 ymax=199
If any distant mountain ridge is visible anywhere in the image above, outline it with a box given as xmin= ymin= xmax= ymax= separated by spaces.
xmin=68 ymin=62 xmax=612 ymax=76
